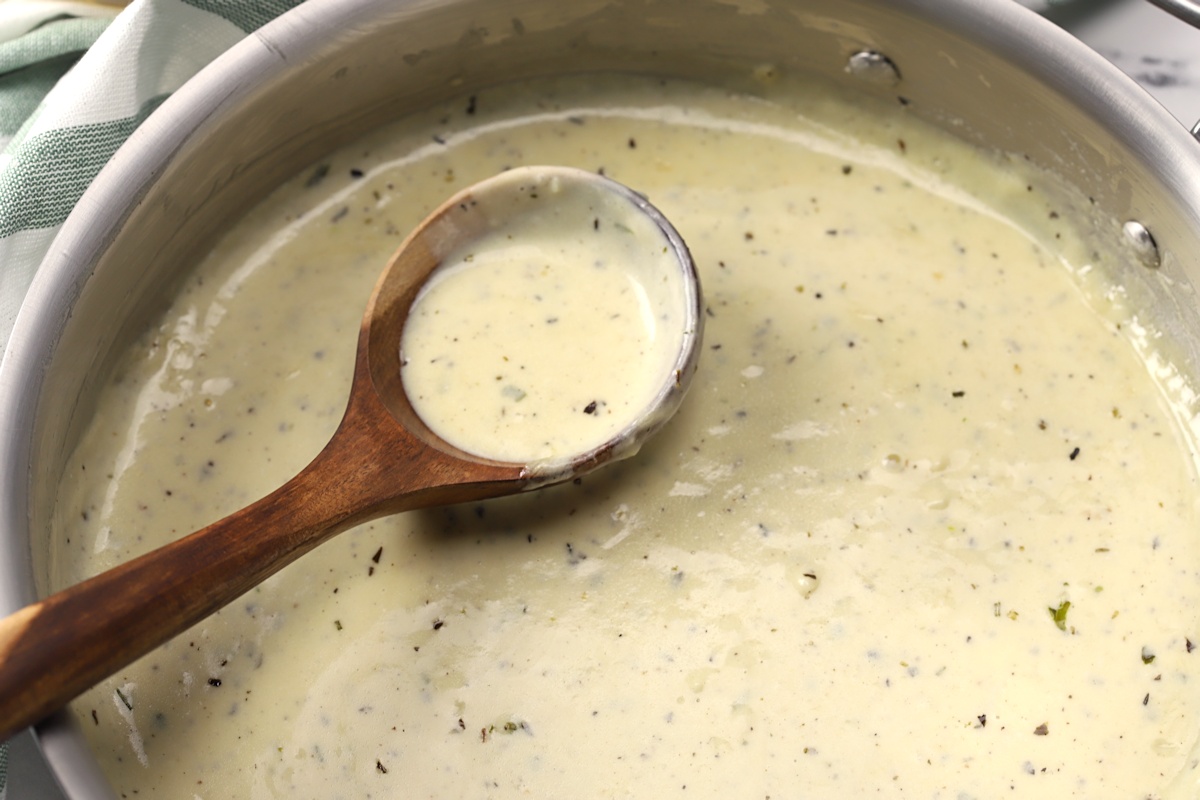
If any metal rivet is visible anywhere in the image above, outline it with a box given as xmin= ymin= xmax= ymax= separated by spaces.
xmin=846 ymin=50 xmax=900 ymax=86
xmin=1123 ymin=220 xmax=1160 ymax=269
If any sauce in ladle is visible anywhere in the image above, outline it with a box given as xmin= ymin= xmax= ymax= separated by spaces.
xmin=401 ymin=167 xmax=696 ymax=466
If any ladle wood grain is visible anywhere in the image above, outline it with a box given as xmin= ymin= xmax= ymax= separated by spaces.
xmin=0 ymin=166 xmax=701 ymax=741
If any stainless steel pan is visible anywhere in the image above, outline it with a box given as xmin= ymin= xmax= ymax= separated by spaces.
xmin=3 ymin=0 xmax=1199 ymax=796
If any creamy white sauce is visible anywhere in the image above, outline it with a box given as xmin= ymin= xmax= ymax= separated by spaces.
xmin=50 ymin=74 xmax=1200 ymax=798
xmin=400 ymin=168 xmax=688 ymax=464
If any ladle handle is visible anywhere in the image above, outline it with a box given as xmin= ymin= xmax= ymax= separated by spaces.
xmin=0 ymin=392 xmax=520 ymax=741
xmin=0 ymin=430 xmax=368 ymax=741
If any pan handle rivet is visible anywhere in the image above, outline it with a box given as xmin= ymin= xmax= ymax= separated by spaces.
xmin=1123 ymin=220 xmax=1161 ymax=269
xmin=846 ymin=50 xmax=900 ymax=87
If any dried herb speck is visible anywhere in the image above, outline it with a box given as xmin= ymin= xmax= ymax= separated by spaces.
xmin=1048 ymin=600 xmax=1071 ymax=631
xmin=306 ymin=163 xmax=330 ymax=187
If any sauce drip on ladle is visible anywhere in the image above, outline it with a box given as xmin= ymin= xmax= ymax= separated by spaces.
xmin=0 ymin=165 xmax=703 ymax=740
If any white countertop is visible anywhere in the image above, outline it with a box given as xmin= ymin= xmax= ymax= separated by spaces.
xmin=8 ymin=0 xmax=1200 ymax=797
xmin=1046 ymin=0 xmax=1200 ymax=126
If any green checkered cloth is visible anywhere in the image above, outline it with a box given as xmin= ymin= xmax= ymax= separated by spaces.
xmin=0 ymin=1 xmax=305 ymax=793
xmin=0 ymin=0 xmax=305 ymax=362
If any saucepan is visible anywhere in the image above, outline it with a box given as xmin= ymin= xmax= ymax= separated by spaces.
xmin=2 ymin=0 xmax=1200 ymax=796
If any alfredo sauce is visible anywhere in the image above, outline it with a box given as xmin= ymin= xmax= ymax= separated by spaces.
xmin=49 ymin=74 xmax=1200 ymax=798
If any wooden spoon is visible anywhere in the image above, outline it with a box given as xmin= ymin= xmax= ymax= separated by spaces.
xmin=0 ymin=165 xmax=702 ymax=741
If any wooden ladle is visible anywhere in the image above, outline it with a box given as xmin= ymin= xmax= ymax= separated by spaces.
xmin=0 ymin=165 xmax=702 ymax=741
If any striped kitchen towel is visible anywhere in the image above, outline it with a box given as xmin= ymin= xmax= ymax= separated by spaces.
xmin=0 ymin=0 xmax=304 ymax=364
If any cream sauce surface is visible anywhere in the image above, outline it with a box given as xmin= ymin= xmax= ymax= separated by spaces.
xmin=51 ymin=74 xmax=1200 ymax=799
xmin=401 ymin=167 xmax=688 ymax=464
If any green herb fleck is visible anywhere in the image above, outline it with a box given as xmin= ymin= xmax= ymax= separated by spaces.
xmin=1048 ymin=600 xmax=1071 ymax=631
xmin=1142 ymin=646 xmax=1156 ymax=665
xmin=115 ymin=688 xmax=133 ymax=711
